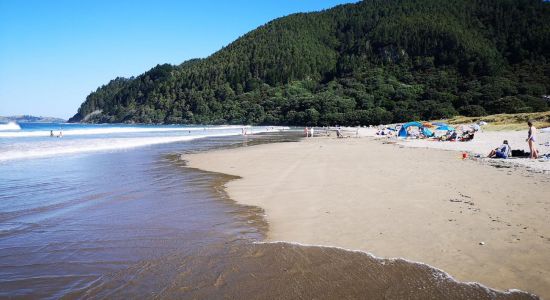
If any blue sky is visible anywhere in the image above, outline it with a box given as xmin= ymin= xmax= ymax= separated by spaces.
xmin=0 ymin=0 xmax=356 ymax=119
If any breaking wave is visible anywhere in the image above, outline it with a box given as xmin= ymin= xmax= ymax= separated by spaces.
xmin=0 ymin=125 xmax=249 ymax=138
xmin=0 ymin=122 xmax=21 ymax=131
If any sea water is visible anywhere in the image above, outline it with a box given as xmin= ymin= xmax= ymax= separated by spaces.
xmin=0 ymin=123 xmax=274 ymax=162
xmin=0 ymin=123 xmax=537 ymax=299
xmin=0 ymin=123 xmax=284 ymax=298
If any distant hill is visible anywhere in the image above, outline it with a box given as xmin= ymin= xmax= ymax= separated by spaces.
xmin=70 ymin=0 xmax=550 ymax=125
xmin=0 ymin=115 xmax=66 ymax=123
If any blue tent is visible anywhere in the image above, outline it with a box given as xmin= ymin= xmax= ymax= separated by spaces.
xmin=422 ymin=127 xmax=434 ymax=137
xmin=398 ymin=121 xmax=435 ymax=138
xmin=435 ymin=125 xmax=455 ymax=131
xmin=398 ymin=122 xmax=423 ymax=137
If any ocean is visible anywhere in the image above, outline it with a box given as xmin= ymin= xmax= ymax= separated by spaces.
xmin=0 ymin=123 xmax=537 ymax=299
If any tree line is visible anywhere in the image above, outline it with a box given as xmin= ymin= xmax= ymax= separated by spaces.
xmin=70 ymin=0 xmax=550 ymax=125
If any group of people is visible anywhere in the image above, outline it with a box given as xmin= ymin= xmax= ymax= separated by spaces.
xmin=488 ymin=121 xmax=539 ymax=159
xmin=304 ymin=127 xmax=315 ymax=137
xmin=442 ymin=125 xmax=477 ymax=142
xmin=303 ymin=126 xmax=361 ymax=138
xmin=376 ymin=127 xmax=394 ymax=136
xmin=50 ymin=130 xmax=63 ymax=138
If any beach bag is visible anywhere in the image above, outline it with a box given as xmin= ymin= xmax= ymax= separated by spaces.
xmin=511 ymin=149 xmax=529 ymax=158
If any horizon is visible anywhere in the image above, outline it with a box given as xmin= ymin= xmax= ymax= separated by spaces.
xmin=0 ymin=0 xmax=356 ymax=120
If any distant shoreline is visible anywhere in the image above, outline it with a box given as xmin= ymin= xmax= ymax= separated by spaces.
xmin=0 ymin=115 xmax=66 ymax=123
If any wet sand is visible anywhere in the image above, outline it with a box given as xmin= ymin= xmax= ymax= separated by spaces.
xmin=70 ymin=241 xmax=535 ymax=300
xmin=186 ymin=136 xmax=550 ymax=298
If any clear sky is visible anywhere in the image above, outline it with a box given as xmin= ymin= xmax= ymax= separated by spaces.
xmin=0 ymin=0 xmax=356 ymax=119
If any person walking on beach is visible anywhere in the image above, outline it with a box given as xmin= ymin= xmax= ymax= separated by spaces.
xmin=526 ymin=121 xmax=538 ymax=159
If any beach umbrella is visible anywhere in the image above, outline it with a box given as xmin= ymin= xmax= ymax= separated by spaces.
xmin=422 ymin=122 xmax=434 ymax=127
xmin=432 ymin=122 xmax=447 ymax=126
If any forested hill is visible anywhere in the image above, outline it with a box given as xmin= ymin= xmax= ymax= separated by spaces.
xmin=70 ymin=0 xmax=550 ymax=125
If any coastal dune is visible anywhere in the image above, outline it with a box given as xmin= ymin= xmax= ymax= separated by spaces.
xmin=186 ymin=136 xmax=550 ymax=298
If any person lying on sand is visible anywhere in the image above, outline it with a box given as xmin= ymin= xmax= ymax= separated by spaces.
xmin=448 ymin=131 xmax=458 ymax=141
xmin=488 ymin=140 xmax=511 ymax=159
xmin=439 ymin=130 xmax=457 ymax=141
xmin=460 ymin=131 xmax=475 ymax=141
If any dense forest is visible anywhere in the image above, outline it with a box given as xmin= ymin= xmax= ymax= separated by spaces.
xmin=70 ymin=0 xmax=550 ymax=126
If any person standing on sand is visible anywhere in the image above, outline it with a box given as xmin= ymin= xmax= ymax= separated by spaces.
xmin=527 ymin=120 xmax=538 ymax=159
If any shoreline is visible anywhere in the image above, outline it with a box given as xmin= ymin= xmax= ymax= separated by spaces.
xmin=185 ymin=133 xmax=550 ymax=298
xmin=253 ymin=240 xmax=536 ymax=298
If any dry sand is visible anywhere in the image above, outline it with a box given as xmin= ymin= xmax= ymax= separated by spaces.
xmin=185 ymin=134 xmax=550 ymax=298
xmin=394 ymin=130 xmax=550 ymax=173
xmin=356 ymin=126 xmax=550 ymax=172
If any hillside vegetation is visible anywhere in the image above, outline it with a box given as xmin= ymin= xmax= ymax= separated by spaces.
xmin=446 ymin=111 xmax=550 ymax=131
xmin=70 ymin=0 xmax=550 ymax=125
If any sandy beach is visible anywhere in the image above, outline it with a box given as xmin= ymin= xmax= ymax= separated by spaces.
xmin=186 ymin=132 xmax=550 ymax=298
xmin=391 ymin=130 xmax=550 ymax=173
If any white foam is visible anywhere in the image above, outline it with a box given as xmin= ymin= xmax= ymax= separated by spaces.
xmin=0 ymin=125 xmax=249 ymax=138
xmin=0 ymin=126 xmax=290 ymax=162
xmin=0 ymin=122 xmax=21 ymax=131
xmin=1 ymin=132 xmax=258 ymax=163
xmin=254 ymin=240 xmax=537 ymax=297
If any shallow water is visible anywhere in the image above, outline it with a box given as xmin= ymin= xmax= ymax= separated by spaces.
xmin=0 ymin=124 xmax=292 ymax=298
xmin=0 ymin=124 xmax=539 ymax=299
xmin=64 ymin=240 xmax=537 ymax=300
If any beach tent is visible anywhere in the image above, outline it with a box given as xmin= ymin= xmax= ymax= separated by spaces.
xmin=435 ymin=125 xmax=455 ymax=131
xmin=398 ymin=121 xmax=435 ymax=138
xmin=398 ymin=122 xmax=423 ymax=137
xmin=422 ymin=127 xmax=434 ymax=137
